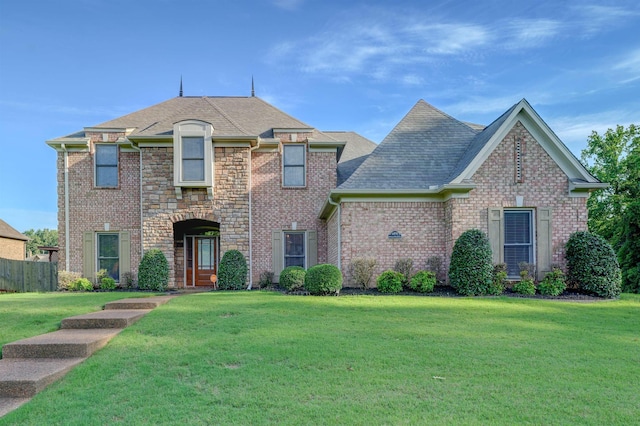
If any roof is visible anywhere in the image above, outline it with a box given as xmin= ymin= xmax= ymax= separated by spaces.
xmin=339 ymin=100 xmax=481 ymax=190
xmin=324 ymin=131 xmax=377 ymax=186
xmin=52 ymin=96 xmax=337 ymax=142
xmin=0 ymin=219 xmax=28 ymax=241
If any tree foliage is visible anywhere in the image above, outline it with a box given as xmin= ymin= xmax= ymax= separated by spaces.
xmin=581 ymin=124 xmax=640 ymax=292
xmin=22 ymin=228 xmax=58 ymax=256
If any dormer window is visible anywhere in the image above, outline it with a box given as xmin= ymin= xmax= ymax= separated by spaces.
xmin=283 ymin=144 xmax=306 ymax=187
xmin=173 ymin=120 xmax=213 ymax=188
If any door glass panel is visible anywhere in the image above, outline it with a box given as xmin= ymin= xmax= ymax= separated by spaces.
xmin=198 ymin=238 xmax=213 ymax=269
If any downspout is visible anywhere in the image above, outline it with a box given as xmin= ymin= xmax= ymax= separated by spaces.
xmin=247 ymin=143 xmax=260 ymax=290
xmin=129 ymin=141 xmax=144 ymax=261
xmin=61 ymin=144 xmax=70 ymax=271
xmin=327 ymin=196 xmax=341 ymax=271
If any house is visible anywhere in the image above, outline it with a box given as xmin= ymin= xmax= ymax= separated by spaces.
xmin=47 ymin=95 xmax=604 ymax=288
xmin=0 ymin=219 xmax=28 ymax=260
xmin=320 ymin=99 xmax=606 ymax=281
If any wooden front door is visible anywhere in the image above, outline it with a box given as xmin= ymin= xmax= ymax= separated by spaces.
xmin=186 ymin=236 xmax=219 ymax=286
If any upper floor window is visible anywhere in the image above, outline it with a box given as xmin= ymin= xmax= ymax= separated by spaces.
xmin=181 ymin=137 xmax=205 ymax=181
xmin=95 ymin=144 xmax=118 ymax=187
xmin=173 ymin=120 xmax=213 ymax=188
xmin=283 ymin=145 xmax=306 ymax=187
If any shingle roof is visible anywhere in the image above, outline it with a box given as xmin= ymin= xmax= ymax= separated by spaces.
xmin=324 ymin=131 xmax=378 ymax=186
xmin=339 ymin=100 xmax=482 ymax=190
xmin=81 ymin=96 xmax=336 ymax=141
xmin=0 ymin=219 xmax=28 ymax=241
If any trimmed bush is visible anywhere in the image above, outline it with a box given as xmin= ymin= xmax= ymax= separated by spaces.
xmin=376 ymin=270 xmax=403 ymax=294
xmin=95 ymin=269 xmax=109 ymax=287
xmin=100 ymin=277 xmax=117 ymax=291
xmin=218 ymin=250 xmax=248 ymax=290
xmin=449 ymin=229 xmax=493 ymax=296
xmin=566 ymin=231 xmax=622 ymax=298
xmin=348 ymin=257 xmax=377 ymax=290
xmin=304 ymin=264 xmax=342 ymax=295
xmin=138 ymin=249 xmax=169 ymax=291
xmin=70 ymin=278 xmax=94 ymax=292
xmin=258 ymin=271 xmax=274 ymax=289
xmin=513 ymin=270 xmax=536 ymax=295
xmin=409 ymin=270 xmax=436 ymax=293
xmin=280 ymin=266 xmax=306 ymax=291
xmin=394 ymin=258 xmax=414 ymax=287
xmin=489 ymin=263 xmax=507 ymax=296
xmin=538 ymin=268 xmax=567 ymax=296
xmin=58 ymin=271 xmax=81 ymax=291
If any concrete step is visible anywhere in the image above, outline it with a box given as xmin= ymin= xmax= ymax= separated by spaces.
xmin=2 ymin=329 xmax=121 ymax=359
xmin=0 ymin=358 xmax=84 ymax=398
xmin=60 ymin=309 xmax=151 ymax=329
xmin=104 ymin=295 xmax=175 ymax=310
xmin=0 ymin=398 xmax=31 ymax=417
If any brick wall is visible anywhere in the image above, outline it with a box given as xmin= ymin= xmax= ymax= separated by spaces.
xmin=0 ymin=238 xmax=25 ymax=260
xmin=57 ymin=134 xmax=141 ymax=276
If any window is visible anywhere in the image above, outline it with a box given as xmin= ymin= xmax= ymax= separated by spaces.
xmin=503 ymin=210 xmax=533 ymax=277
xmin=97 ymin=233 xmax=119 ymax=281
xmin=284 ymin=232 xmax=305 ymax=268
xmin=181 ymin=137 xmax=205 ymax=181
xmin=283 ymin=145 xmax=305 ymax=187
xmin=95 ymin=144 xmax=118 ymax=187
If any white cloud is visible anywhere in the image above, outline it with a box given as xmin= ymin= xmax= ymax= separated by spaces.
xmin=574 ymin=4 xmax=640 ymax=35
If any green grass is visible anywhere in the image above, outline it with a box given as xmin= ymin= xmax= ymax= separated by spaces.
xmin=0 ymin=292 xmax=155 ymax=348
xmin=2 ymin=292 xmax=639 ymax=425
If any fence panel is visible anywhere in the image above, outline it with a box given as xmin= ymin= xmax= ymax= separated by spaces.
xmin=0 ymin=258 xmax=58 ymax=292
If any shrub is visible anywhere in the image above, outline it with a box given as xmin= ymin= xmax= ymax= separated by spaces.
xmin=538 ymin=268 xmax=567 ymax=296
xmin=489 ymin=263 xmax=507 ymax=296
xmin=394 ymin=258 xmax=413 ymax=287
xmin=58 ymin=271 xmax=81 ymax=291
xmin=409 ymin=270 xmax=436 ymax=293
xmin=348 ymin=257 xmax=377 ymax=290
xmin=100 ymin=277 xmax=117 ymax=291
xmin=566 ymin=231 xmax=622 ymax=298
xmin=280 ymin=266 xmax=306 ymax=291
xmin=95 ymin=269 xmax=109 ymax=287
xmin=258 ymin=271 xmax=274 ymax=289
xmin=218 ymin=250 xmax=248 ymax=290
xmin=69 ymin=277 xmax=94 ymax=292
xmin=449 ymin=229 xmax=493 ymax=296
xmin=304 ymin=264 xmax=342 ymax=295
xmin=513 ymin=269 xmax=536 ymax=295
xmin=120 ymin=272 xmax=136 ymax=289
xmin=138 ymin=249 xmax=169 ymax=291
xmin=426 ymin=256 xmax=445 ymax=284
xmin=376 ymin=270 xmax=404 ymax=294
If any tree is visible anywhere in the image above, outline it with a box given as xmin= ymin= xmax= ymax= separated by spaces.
xmin=22 ymin=228 xmax=58 ymax=256
xmin=581 ymin=124 xmax=640 ymax=293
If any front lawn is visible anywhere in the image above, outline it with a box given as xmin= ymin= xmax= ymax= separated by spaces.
xmin=0 ymin=292 xmax=154 ymax=348
xmin=2 ymin=292 xmax=639 ymax=425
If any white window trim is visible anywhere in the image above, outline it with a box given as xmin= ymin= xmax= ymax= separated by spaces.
xmin=503 ymin=209 xmax=536 ymax=278
xmin=282 ymin=144 xmax=306 ymax=188
xmin=173 ymin=120 xmax=213 ymax=188
xmin=94 ymin=144 xmax=119 ymax=188
xmin=283 ymin=231 xmax=307 ymax=269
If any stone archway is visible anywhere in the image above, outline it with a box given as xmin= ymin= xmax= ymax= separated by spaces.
xmin=173 ymin=218 xmax=220 ymax=287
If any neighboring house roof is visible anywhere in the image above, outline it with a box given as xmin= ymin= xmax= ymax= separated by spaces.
xmin=324 ymin=131 xmax=377 ymax=186
xmin=50 ymin=96 xmax=337 ymax=142
xmin=0 ymin=219 xmax=28 ymax=241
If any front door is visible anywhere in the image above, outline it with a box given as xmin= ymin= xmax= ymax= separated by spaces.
xmin=186 ymin=236 xmax=219 ymax=286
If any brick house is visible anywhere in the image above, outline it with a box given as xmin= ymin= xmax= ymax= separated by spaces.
xmin=320 ymin=99 xmax=606 ymax=282
xmin=47 ymin=95 xmax=603 ymax=288
xmin=0 ymin=219 xmax=28 ymax=260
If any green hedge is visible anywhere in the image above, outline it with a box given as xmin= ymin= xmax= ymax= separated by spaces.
xmin=218 ymin=250 xmax=248 ymax=290
xmin=409 ymin=270 xmax=436 ymax=293
xmin=566 ymin=231 xmax=621 ymax=298
xmin=304 ymin=264 xmax=342 ymax=295
xmin=449 ymin=229 xmax=493 ymax=296
xmin=280 ymin=266 xmax=306 ymax=291
xmin=138 ymin=249 xmax=169 ymax=291
xmin=376 ymin=270 xmax=403 ymax=293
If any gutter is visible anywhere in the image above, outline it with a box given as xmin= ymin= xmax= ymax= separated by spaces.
xmin=247 ymin=142 xmax=261 ymax=290
xmin=327 ymin=197 xmax=341 ymax=271
xmin=127 ymin=140 xmax=144 ymax=262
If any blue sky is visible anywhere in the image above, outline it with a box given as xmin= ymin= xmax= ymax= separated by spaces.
xmin=1 ymin=0 xmax=639 ymax=233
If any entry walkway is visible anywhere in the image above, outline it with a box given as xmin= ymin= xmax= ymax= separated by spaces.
xmin=0 ymin=295 xmax=175 ymax=417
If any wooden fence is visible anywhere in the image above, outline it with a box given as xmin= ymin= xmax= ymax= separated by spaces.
xmin=0 ymin=258 xmax=58 ymax=292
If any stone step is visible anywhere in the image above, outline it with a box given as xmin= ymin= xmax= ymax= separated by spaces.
xmin=2 ymin=329 xmax=121 ymax=359
xmin=60 ymin=309 xmax=151 ymax=329
xmin=104 ymin=295 xmax=175 ymax=310
xmin=0 ymin=398 xmax=31 ymax=417
xmin=0 ymin=358 xmax=84 ymax=398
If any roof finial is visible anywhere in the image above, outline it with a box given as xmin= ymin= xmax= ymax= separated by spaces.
xmin=251 ymin=75 xmax=255 ymax=97
xmin=179 ymin=76 xmax=183 ymax=97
